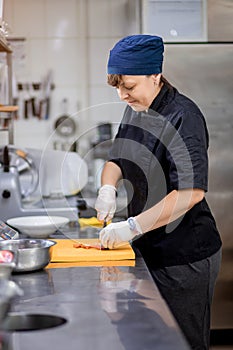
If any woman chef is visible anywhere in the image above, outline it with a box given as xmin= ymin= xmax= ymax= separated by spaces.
xmin=95 ymin=35 xmax=222 ymax=350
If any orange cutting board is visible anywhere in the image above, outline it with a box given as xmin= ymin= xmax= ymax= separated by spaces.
xmin=47 ymin=260 xmax=135 ymax=268
xmin=50 ymin=239 xmax=135 ymax=262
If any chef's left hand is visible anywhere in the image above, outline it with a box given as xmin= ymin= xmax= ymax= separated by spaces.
xmin=99 ymin=218 xmax=142 ymax=249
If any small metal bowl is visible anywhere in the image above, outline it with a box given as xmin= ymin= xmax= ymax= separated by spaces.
xmin=0 ymin=239 xmax=56 ymax=273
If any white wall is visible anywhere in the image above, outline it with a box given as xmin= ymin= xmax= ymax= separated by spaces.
xmin=3 ymin=0 xmax=140 ymax=154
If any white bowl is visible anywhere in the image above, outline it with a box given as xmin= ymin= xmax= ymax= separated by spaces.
xmin=7 ymin=216 xmax=69 ymax=238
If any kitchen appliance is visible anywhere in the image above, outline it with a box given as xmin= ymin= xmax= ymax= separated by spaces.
xmin=0 ymin=146 xmax=88 ymax=222
xmin=163 ymin=42 xmax=233 ymax=332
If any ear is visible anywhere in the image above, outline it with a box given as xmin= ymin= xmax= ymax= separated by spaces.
xmin=152 ymin=74 xmax=161 ymax=85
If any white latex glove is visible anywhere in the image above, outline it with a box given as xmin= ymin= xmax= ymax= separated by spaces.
xmin=99 ymin=218 xmax=143 ymax=249
xmin=95 ymin=185 xmax=117 ymax=221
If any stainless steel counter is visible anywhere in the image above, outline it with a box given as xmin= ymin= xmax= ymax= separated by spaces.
xmin=1 ymin=227 xmax=190 ymax=350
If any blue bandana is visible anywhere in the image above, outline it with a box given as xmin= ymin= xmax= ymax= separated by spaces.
xmin=107 ymin=35 xmax=164 ymax=75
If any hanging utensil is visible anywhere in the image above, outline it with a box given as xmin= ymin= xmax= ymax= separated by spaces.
xmin=3 ymin=145 xmax=10 ymax=172
xmin=54 ymin=98 xmax=76 ymax=137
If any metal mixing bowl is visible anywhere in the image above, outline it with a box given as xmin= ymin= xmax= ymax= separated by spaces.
xmin=0 ymin=239 xmax=56 ymax=272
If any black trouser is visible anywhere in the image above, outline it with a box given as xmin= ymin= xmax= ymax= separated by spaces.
xmin=149 ymin=249 xmax=222 ymax=350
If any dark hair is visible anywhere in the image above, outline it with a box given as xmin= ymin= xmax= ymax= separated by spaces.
xmin=107 ymin=74 xmax=123 ymax=87
xmin=107 ymin=74 xmax=172 ymax=88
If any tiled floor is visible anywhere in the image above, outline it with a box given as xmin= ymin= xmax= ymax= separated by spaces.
xmin=210 ymin=347 xmax=233 ymax=350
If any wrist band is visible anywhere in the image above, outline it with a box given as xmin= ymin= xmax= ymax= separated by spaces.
xmin=127 ymin=217 xmax=139 ymax=234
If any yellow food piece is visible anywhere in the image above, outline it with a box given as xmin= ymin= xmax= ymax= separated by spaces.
xmin=78 ymin=217 xmax=111 ymax=228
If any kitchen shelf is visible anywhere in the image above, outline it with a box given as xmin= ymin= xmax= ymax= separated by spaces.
xmin=0 ymin=37 xmax=14 ymax=144
xmin=0 ymin=37 xmax=12 ymax=53
xmin=0 ymin=106 xmax=18 ymax=113
xmin=0 ymin=105 xmax=18 ymax=144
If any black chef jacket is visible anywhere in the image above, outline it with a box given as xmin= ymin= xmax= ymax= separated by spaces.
xmin=109 ymin=83 xmax=222 ymax=268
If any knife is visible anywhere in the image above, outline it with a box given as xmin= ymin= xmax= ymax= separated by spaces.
xmin=103 ymin=218 xmax=107 ymax=228
xmin=100 ymin=218 xmax=108 ymax=250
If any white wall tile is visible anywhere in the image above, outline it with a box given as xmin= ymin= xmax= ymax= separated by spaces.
xmin=88 ymin=37 xmax=121 ymax=85
xmin=28 ymin=39 xmax=47 ymax=81
xmin=11 ymin=39 xmax=31 ymax=82
xmin=89 ymin=85 xmax=118 ymax=106
xmin=45 ymin=0 xmax=81 ymax=38
xmin=2 ymin=0 xmax=14 ymax=32
xmin=46 ymin=38 xmax=81 ymax=86
xmin=89 ymin=86 xmax=107 ymax=107
xmin=49 ymin=86 xmax=82 ymax=121
xmin=14 ymin=119 xmax=53 ymax=149
xmin=89 ymin=86 xmax=125 ymax=124
xmin=88 ymin=0 xmax=129 ymax=37
xmin=110 ymin=0 xmax=128 ymax=36
xmin=87 ymin=0 xmax=111 ymax=37
xmin=4 ymin=0 xmax=131 ymax=149
xmin=88 ymin=38 xmax=108 ymax=85
xmin=12 ymin=0 xmax=46 ymax=38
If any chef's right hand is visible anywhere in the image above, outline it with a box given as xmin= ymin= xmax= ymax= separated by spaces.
xmin=95 ymin=184 xmax=117 ymax=221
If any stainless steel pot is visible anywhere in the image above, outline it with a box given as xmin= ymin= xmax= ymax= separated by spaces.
xmin=0 ymin=239 xmax=56 ymax=272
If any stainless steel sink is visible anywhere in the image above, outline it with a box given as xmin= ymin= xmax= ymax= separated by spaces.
xmin=2 ymin=312 xmax=67 ymax=332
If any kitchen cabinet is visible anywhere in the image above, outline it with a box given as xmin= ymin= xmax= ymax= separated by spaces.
xmin=0 ymin=37 xmax=17 ymax=144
